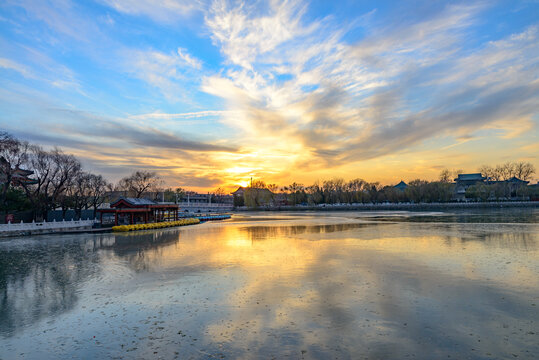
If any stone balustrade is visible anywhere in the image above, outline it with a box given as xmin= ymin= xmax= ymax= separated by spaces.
xmin=0 ymin=218 xmax=98 ymax=233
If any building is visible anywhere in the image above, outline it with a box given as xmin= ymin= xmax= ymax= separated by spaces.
xmin=454 ymin=173 xmax=486 ymax=200
xmin=182 ymin=192 xmax=212 ymax=204
xmin=231 ymin=187 xmax=245 ymax=197
xmin=393 ymin=181 xmax=408 ymax=191
xmin=104 ymin=190 xmax=165 ymax=203
xmin=454 ymin=173 xmax=532 ymax=200
xmin=502 ymin=177 xmax=530 ymax=199
xmin=0 ymin=164 xmax=38 ymax=186
xmin=232 ymin=187 xmax=274 ymax=207
xmin=231 ymin=187 xmax=246 ymax=206
xmin=97 ymin=197 xmax=179 ymax=226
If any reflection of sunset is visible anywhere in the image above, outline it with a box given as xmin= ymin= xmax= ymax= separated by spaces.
xmin=125 ymin=218 xmax=539 ymax=292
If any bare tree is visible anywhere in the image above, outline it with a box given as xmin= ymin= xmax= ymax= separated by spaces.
xmin=87 ymin=173 xmax=111 ymax=217
xmin=284 ymin=182 xmax=305 ymax=205
xmin=478 ymin=165 xmax=497 ymax=181
xmin=439 ymin=169 xmax=452 ymax=183
xmin=117 ymin=171 xmax=162 ymax=198
xmin=267 ymin=184 xmax=279 ymax=193
xmin=481 ymin=161 xmax=535 ymax=181
xmin=213 ymin=187 xmax=226 ymax=196
xmin=21 ymin=146 xmax=81 ymax=220
xmin=0 ymin=132 xmax=30 ymax=215
xmin=49 ymin=148 xmax=82 ymax=211
xmin=20 ymin=146 xmax=53 ymax=220
xmin=513 ymin=161 xmax=535 ymax=180
xmin=61 ymin=170 xmax=90 ymax=219
xmin=250 ymin=180 xmax=266 ymax=189
xmin=497 ymin=162 xmax=516 ymax=181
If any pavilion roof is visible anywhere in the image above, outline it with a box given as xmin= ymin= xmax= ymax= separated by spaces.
xmin=454 ymin=173 xmax=485 ymax=181
xmin=110 ymin=197 xmax=156 ymax=208
xmin=394 ymin=180 xmax=408 ymax=190
xmin=231 ymin=187 xmax=245 ymax=195
xmin=506 ymin=176 xmax=529 ymax=184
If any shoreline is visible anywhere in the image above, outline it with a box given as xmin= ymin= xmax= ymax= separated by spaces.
xmin=234 ymin=201 xmax=539 ymax=212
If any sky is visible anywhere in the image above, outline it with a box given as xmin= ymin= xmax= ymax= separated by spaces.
xmin=0 ymin=0 xmax=538 ymax=191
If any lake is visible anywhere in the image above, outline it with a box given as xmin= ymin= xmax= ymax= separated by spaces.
xmin=0 ymin=209 xmax=538 ymax=359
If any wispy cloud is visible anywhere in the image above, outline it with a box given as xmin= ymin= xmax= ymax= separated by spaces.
xmin=7 ymin=0 xmax=101 ymax=42
xmin=203 ymin=1 xmax=539 ymax=174
xmin=42 ymin=107 xmax=238 ymax=152
xmin=0 ymin=57 xmax=36 ymax=78
xmin=100 ymin=0 xmax=200 ymax=23
xmin=123 ymin=48 xmax=204 ymax=101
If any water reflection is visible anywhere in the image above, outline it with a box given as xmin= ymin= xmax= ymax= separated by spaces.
xmin=0 ymin=235 xmax=103 ymax=337
xmin=0 ymin=210 xmax=537 ymax=359
xmin=368 ymin=207 xmax=539 ymax=223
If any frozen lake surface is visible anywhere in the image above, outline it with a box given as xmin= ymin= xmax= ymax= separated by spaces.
xmin=1 ymin=209 xmax=538 ymax=359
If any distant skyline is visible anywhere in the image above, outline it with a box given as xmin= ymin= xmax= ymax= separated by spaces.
xmin=1 ymin=0 xmax=538 ymax=191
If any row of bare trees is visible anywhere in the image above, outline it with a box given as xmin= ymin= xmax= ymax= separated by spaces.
xmin=1 ymin=132 xmax=111 ymax=220
xmin=241 ymin=162 xmax=536 ymax=207
xmin=478 ymin=162 xmax=535 ymax=181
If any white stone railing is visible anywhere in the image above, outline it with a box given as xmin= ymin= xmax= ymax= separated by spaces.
xmin=178 ymin=202 xmax=232 ymax=208
xmin=0 ymin=218 xmax=99 ymax=233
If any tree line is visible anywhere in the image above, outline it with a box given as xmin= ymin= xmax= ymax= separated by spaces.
xmin=239 ymin=163 xmax=537 ymax=207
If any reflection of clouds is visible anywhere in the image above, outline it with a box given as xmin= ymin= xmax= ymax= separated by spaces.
xmin=0 ymin=235 xmax=105 ymax=336
xmin=178 ymin=220 xmax=537 ymax=358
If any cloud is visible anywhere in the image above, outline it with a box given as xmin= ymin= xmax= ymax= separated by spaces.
xmin=202 ymin=1 xmax=539 ymax=173
xmin=129 ymin=110 xmax=237 ymax=120
xmin=41 ymin=107 xmax=238 ymax=152
xmin=7 ymin=0 xmax=102 ymax=42
xmin=0 ymin=58 xmax=36 ymax=78
xmin=100 ymin=0 xmax=200 ymax=23
xmin=206 ymin=0 xmax=316 ymax=70
xmin=177 ymin=47 xmax=202 ymax=69
xmin=123 ymin=48 xmax=204 ymax=101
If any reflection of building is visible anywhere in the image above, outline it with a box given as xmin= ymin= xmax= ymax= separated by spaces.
xmin=393 ymin=181 xmax=408 ymax=191
xmin=454 ymin=173 xmax=486 ymax=200
xmin=97 ymin=197 xmax=179 ymax=226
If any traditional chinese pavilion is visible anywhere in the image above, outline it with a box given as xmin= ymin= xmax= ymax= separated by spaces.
xmin=0 ymin=161 xmax=38 ymax=186
xmin=97 ymin=197 xmax=179 ymax=226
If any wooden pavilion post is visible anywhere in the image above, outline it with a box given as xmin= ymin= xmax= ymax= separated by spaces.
xmin=114 ymin=212 xmax=118 ymax=226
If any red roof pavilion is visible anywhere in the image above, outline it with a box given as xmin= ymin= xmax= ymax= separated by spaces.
xmin=97 ymin=197 xmax=179 ymax=226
